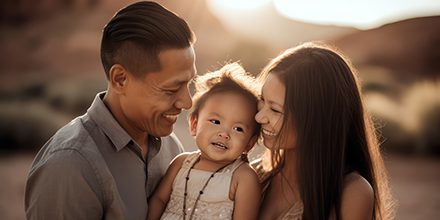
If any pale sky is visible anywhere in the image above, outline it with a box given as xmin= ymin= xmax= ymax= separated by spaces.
xmin=207 ymin=0 xmax=440 ymax=30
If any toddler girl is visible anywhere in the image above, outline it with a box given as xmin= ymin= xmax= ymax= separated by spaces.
xmin=147 ymin=63 xmax=261 ymax=220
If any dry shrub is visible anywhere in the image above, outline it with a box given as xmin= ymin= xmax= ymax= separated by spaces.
xmin=365 ymin=79 xmax=440 ymax=155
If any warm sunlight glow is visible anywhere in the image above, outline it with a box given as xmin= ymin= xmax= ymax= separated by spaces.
xmin=273 ymin=0 xmax=440 ymax=29
xmin=209 ymin=0 xmax=271 ymax=10
xmin=207 ymin=0 xmax=440 ymax=30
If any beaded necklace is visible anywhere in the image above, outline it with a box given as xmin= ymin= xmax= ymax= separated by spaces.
xmin=183 ymin=155 xmax=236 ymax=220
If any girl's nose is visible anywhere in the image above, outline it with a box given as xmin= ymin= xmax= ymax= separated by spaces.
xmin=218 ymin=132 xmax=230 ymax=140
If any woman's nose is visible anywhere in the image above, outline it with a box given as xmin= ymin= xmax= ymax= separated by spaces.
xmin=255 ymin=108 xmax=268 ymax=124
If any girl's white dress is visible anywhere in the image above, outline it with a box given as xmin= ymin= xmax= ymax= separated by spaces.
xmin=160 ymin=151 xmax=244 ymax=220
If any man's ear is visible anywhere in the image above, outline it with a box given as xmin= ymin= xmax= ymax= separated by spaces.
xmin=189 ymin=116 xmax=198 ymax=137
xmin=244 ymin=135 xmax=259 ymax=154
xmin=109 ymin=64 xmax=128 ymax=95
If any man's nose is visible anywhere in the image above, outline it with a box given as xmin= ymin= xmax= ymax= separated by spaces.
xmin=175 ymin=87 xmax=192 ymax=110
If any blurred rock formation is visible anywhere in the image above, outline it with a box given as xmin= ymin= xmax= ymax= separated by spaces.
xmin=334 ymin=16 xmax=440 ymax=155
xmin=0 ymin=0 xmax=439 ymax=156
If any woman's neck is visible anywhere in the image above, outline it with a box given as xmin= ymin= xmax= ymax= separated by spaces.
xmin=277 ymin=149 xmax=299 ymax=193
xmin=280 ymin=149 xmax=297 ymax=174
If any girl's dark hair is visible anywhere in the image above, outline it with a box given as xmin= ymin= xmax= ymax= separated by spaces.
xmin=188 ymin=62 xmax=261 ymax=161
xmin=256 ymin=42 xmax=397 ymax=220
xmin=101 ymin=1 xmax=196 ymax=79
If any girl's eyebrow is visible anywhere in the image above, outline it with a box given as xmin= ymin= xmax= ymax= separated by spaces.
xmin=207 ymin=112 xmax=222 ymax=118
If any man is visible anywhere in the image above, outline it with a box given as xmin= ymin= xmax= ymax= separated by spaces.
xmin=25 ymin=1 xmax=196 ymax=219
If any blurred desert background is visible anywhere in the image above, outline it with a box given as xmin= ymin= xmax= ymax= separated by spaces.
xmin=1 ymin=0 xmax=439 ymax=219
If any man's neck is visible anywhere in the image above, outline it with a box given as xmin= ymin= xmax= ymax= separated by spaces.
xmin=103 ymin=90 xmax=149 ymax=159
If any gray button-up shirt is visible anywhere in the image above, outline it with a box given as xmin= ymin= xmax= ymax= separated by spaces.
xmin=25 ymin=92 xmax=184 ymax=220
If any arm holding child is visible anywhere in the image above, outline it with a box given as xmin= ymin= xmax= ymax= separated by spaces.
xmin=231 ymin=162 xmax=261 ymax=220
xmin=147 ymin=153 xmax=189 ymax=220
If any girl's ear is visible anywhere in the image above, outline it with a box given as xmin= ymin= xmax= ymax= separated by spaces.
xmin=244 ymin=135 xmax=259 ymax=154
xmin=109 ymin=64 xmax=128 ymax=95
xmin=189 ymin=116 xmax=198 ymax=136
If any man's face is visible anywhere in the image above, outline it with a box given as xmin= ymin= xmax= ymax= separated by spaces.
xmin=121 ymin=46 xmax=196 ymax=137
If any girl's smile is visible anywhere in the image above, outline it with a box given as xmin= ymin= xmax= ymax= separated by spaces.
xmin=190 ymin=92 xmax=258 ymax=165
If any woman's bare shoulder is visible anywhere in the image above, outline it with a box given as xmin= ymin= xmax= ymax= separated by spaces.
xmin=344 ymin=172 xmax=373 ymax=195
xmin=340 ymin=172 xmax=374 ymax=219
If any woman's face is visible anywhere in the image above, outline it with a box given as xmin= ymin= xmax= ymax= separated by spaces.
xmin=255 ymin=73 xmax=297 ymax=150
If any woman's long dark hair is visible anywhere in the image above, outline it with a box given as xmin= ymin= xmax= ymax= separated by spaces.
xmin=256 ymin=42 xmax=396 ymax=220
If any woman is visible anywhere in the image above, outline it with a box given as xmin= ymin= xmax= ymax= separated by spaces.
xmin=253 ymin=42 xmax=397 ymax=220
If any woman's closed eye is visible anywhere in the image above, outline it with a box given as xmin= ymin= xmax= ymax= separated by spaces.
xmin=271 ymin=107 xmax=282 ymax=114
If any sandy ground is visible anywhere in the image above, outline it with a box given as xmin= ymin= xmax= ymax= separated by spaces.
xmin=385 ymin=154 xmax=440 ymax=219
xmin=0 ymin=152 xmax=439 ymax=220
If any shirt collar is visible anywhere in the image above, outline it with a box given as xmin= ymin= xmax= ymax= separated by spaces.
xmin=87 ymin=92 xmax=132 ymax=152
xmin=87 ymin=92 xmax=164 ymax=154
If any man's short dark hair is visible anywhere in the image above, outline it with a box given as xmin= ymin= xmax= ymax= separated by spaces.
xmin=101 ymin=1 xmax=196 ymax=79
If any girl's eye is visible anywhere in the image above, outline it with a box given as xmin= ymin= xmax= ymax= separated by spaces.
xmin=234 ymin=127 xmax=244 ymax=132
xmin=210 ymin=120 xmax=220 ymax=124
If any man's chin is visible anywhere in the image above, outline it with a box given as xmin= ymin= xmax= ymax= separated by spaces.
xmin=149 ymin=126 xmax=174 ymax=138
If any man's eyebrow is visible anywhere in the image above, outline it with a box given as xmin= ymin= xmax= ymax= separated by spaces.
xmin=164 ymin=72 xmax=197 ymax=88
xmin=163 ymin=78 xmax=192 ymax=88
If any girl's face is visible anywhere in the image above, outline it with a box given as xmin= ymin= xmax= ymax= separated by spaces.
xmin=190 ymin=92 xmax=258 ymax=165
xmin=255 ymin=73 xmax=297 ymax=150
